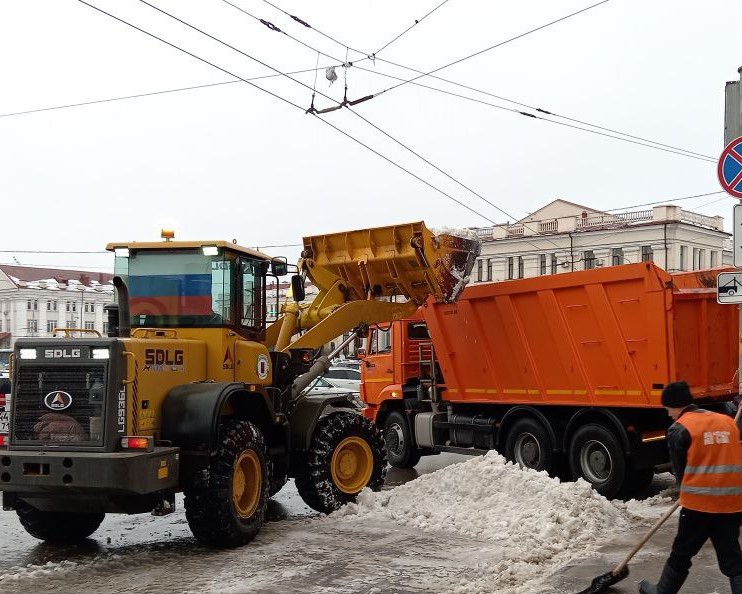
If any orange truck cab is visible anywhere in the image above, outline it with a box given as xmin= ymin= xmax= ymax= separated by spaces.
xmin=361 ymin=263 xmax=739 ymax=498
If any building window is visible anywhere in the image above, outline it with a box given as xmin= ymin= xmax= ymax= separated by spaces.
xmin=28 ymin=319 xmax=38 ymax=334
xmin=550 ymin=253 xmax=557 ymax=275
xmin=68 ymin=319 xmax=77 ymax=329
xmin=47 ymin=320 xmax=56 ymax=334
xmin=641 ymin=246 xmax=653 ymax=262
xmin=27 ymin=300 xmax=32 ymax=311
xmin=680 ymin=245 xmax=688 ymax=271
xmin=506 ymin=257 xmax=514 ymax=280
xmin=584 ymin=250 xmax=596 ymax=270
xmin=517 ymin=256 xmax=524 ymax=279
xmin=711 ymin=251 xmax=718 ymax=267
xmin=90 ymin=303 xmax=95 ymax=313
xmin=486 ymin=259 xmax=492 ymax=281
xmin=612 ymin=248 xmax=624 ymax=266
xmin=539 ymin=254 xmax=546 ymax=275
xmin=72 ymin=302 xmax=76 ymax=312
xmin=103 ymin=321 xmax=109 ymax=335
xmin=66 ymin=302 xmax=70 ymax=312
xmin=698 ymin=249 xmax=705 ymax=269
xmin=85 ymin=321 xmax=95 ymax=330
xmin=47 ymin=301 xmax=51 ymax=311
xmin=477 ymin=260 xmax=483 ymax=282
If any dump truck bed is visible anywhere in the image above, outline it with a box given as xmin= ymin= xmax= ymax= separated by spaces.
xmin=421 ymin=262 xmax=737 ymax=407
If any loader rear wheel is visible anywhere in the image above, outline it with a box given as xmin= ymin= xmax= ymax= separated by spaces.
xmin=184 ymin=419 xmax=269 ymax=547
xmin=296 ymin=411 xmax=386 ymax=514
xmin=568 ymin=423 xmax=626 ymax=499
xmin=16 ymin=500 xmax=104 ymax=543
xmin=504 ymin=418 xmax=554 ymax=473
xmin=384 ymin=411 xmax=421 ymax=469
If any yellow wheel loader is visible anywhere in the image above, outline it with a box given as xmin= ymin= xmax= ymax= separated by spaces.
xmin=2 ymin=222 xmax=478 ymax=547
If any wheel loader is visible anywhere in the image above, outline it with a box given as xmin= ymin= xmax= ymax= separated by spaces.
xmin=1 ymin=222 xmax=479 ymax=547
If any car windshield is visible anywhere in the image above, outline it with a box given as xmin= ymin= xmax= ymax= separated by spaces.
xmin=114 ymin=248 xmax=265 ymax=330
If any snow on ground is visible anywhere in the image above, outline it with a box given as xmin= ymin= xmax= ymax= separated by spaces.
xmin=0 ymin=455 xmax=674 ymax=594
xmin=331 ymin=452 xmax=671 ymax=593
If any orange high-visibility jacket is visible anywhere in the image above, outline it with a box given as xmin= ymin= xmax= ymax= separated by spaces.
xmin=677 ymin=410 xmax=742 ymax=513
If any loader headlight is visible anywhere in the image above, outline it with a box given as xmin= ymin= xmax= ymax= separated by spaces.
xmin=19 ymin=349 xmax=36 ymax=360
xmin=92 ymin=348 xmax=110 ymax=360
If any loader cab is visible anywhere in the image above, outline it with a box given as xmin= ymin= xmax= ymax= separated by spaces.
xmin=111 ymin=241 xmax=274 ymax=340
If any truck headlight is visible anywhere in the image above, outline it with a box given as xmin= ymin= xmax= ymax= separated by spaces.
xmin=19 ymin=349 xmax=36 ymax=360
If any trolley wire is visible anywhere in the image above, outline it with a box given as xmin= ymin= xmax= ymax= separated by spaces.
xmin=77 ymin=0 xmax=505 ymax=228
xmin=257 ymin=0 xmax=713 ymax=161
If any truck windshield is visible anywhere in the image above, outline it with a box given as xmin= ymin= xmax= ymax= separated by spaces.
xmin=114 ymin=249 xmax=265 ymax=330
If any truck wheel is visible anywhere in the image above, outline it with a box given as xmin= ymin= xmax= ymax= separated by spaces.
xmin=16 ymin=500 xmax=104 ymax=542
xmin=296 ymin=411 xmax=386 ymax=514
xmin=184 ymin=419 xmax=269 ymax=547
xmin=384 ymin=411 xmax=421 ymax=469
xmin=504 ymin=418 xmax=553 ymax=473
xmin=568 ymin=424 xmax=626 ymax=499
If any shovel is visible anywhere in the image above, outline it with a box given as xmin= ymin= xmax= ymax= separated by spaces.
xmin=575 ymin=500 xmax=680 ymax=594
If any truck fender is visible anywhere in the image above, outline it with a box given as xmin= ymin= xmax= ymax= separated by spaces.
xmin=497 ymin=407 xmax=559 ymax=453
xmin=562 ymin=408 xmax=631 ymax=455
xmin=289 ymin=395 xmax=360 ymax=454
xmin=161 ymin=382 xmax=275 ymax=453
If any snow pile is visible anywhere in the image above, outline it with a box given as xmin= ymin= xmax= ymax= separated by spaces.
xmin=336 ymin=452 xmax=640 ymax=593
xmin=432 ymin=226 xmax=481 ymax=241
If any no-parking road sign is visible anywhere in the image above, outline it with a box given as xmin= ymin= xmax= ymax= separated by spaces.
xmin=719 ymin=136 xmax=742 ymax=198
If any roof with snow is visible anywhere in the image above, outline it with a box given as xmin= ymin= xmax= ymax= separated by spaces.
xmin=0 ymin=265 xmax=114 ymax=292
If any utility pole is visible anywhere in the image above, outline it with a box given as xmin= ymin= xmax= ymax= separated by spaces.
xmin=724 ymin=66 xmax=742 ymax=424
xmin=725 ymin=66 xmax=742 ymax=146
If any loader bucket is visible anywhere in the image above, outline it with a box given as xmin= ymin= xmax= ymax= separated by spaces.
xmin=301 ymin=222 xmax=480 ymax=305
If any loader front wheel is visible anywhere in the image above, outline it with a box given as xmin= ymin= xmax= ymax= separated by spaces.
xmin=296 ymin=411 xmax=386 ymax=514
xmin=184 ymin=419 xmax=268 ymax=547
xmin=16 ymin=500 xmax=104 ymax=542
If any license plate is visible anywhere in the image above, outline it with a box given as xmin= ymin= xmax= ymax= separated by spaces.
xmin=0 ymin=411 xmax=8 ymax=434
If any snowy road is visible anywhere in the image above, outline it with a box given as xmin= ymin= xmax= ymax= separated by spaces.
xmin=0 ymin=455 xmax=683 ymax=594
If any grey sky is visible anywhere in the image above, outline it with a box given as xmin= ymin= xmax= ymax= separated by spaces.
xmin=1 ymin=0 xmax=740 ymax=272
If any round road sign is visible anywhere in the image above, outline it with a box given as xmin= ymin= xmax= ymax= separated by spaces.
xmin=718 ymin=136 xmax=742 ymax=199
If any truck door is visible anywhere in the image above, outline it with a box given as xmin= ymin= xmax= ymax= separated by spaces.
xmin=360 ymin=325 xmax=395 ymax=406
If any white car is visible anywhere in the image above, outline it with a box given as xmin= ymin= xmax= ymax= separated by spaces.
xmin=303 ymin=377 xmax=364 ymax=409
xmin=322 ymin=367 xmax=361 ymax=392
xmin=304 ymin=376 xmax=355 ymax=397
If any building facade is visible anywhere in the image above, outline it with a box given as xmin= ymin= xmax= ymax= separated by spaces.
xmin=471 ymin=200 xmax=732 ymax=283
xmin=0 ymin=266 xmax=115 ymax=348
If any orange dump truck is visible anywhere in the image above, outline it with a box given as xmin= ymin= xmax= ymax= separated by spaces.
xmin=361 ymin=262 xmax=738 ymax=498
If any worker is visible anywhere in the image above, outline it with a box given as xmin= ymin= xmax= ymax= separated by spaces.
xmin=639 ymin=381 xmax=742 ymax=594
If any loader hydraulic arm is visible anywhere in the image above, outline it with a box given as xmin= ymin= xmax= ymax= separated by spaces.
xmin=267 ymin=221 xmax=479 ymax=352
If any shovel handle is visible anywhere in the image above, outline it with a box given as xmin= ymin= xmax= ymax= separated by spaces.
xmin=612 ymin=500 xmax=680 ymax=575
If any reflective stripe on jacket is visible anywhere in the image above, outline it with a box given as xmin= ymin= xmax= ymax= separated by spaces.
xmin=676 ymin=409 xmax=742 ymax=513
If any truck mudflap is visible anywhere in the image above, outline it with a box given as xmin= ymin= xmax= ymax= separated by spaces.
xmin=0 ymin=447 xmax=179 ymax=495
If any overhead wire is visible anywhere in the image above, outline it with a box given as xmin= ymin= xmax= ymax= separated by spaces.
xmin=605 ymin=191 xmax=727 ymax=212
xmin=3 ymin=1 xmax=713 ymax=163
xmin=71 ymin=1 xmax=729 ymax=263
xmin=257 ymin=0 xmax=714 ymax=161
xmin=77 ymin=0 xmax=501 ymax=228
xmin=370 ymin=0 xmax=612 ymax=95
xmin=135 ymin=0 xmax=560 ymax=244
xmin=371 ymin=0 xmax=452 ymax=56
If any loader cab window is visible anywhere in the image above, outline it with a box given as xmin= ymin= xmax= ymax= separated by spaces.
xmin=114 ymin=248 xmax=266 ymax=330
xmin=239 ymin=258 xmax=265 ymax=331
